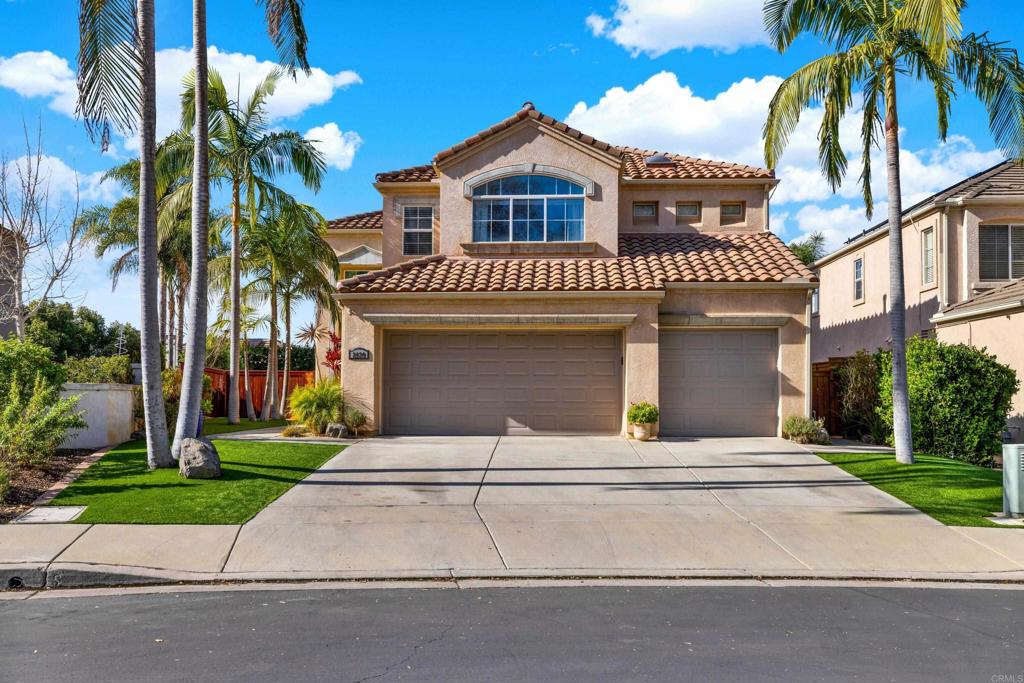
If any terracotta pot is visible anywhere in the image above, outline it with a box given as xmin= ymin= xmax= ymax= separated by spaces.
xmin=633 ymin=423 xmax=653 ymax=441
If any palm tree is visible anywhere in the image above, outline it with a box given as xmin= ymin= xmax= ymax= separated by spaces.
xmin=173 ymin=0 xmax=313 ymax=448
xmin=296 ymin=321 xmax=329 ymax=383
xmin=76 ymin=0 xmax=172 ymax=467
xmin=762 ymin=0 xmax=1024 ymax=464
xmin=178 ymin=69 xmax=326 ymax=425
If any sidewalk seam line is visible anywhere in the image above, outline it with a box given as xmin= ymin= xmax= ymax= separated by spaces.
xmin=658 ymin=441 xmax=813 ymax=571
xmin=473 ymin=436 xmax=509 ymax=570
xmin=220 ymin=525 xmax=244 ymax=573
xmin=948 ymin=526 xmax=1024 ymax=570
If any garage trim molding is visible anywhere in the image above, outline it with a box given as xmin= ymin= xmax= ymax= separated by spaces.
xmin=659 ymin=314 xmax=791 ymax=328
xmin=364 ymin=313 xmax=637 ymax=326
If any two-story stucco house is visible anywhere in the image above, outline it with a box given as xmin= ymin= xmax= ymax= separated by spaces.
xmin=812 ymin=161 xmax=1024 ymax=436
xmin=321 ymin=103 xmax=816 ymax=437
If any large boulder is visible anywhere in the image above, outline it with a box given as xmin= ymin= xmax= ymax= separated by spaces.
xmin=178 ymin=437 xmax=221 ymax=479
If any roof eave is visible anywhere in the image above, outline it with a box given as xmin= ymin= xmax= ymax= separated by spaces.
xmin=621 ymin=176 xmax=777 ymax=186
xmin=931 ymin=298 xmax=1024 ymax=324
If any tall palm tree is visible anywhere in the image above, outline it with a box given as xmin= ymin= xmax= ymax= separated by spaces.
xmin=296 ymin=321 xmax=328 ymax=383
xmin=179 ymin=69 xmax=326 ymax=425
xmin=174 ymin=0 xmax=313 ymax=448
xmin=241 ymin=201 xmax=331 ymax=420
xmin=762 ymin=0 xmax=1024 ymax=464
xmin=76 ymin=0 xmax=172 ymax=467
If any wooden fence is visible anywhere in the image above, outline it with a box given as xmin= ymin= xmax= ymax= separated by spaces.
xmin=205 ymin=368 xmax=314 ymax=417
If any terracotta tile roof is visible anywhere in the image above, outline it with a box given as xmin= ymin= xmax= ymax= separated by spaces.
xmin=375 ymin=164 xmax=437 ymax=183
xmin=325 ymin=211 xmax=383 ymax=230
xmin=620 ymin=149 xmax=773 ymax=180
xmin=368 ymin=103 xmax=771 ymax=184
xmin=337 ymin=232 xmax=814 ymax=294
xmin=940 ymin=278 xmax=1024 ymax=316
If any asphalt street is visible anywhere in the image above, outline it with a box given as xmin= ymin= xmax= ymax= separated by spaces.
xmin=2 ymin=584 xmax=1023 ymax=682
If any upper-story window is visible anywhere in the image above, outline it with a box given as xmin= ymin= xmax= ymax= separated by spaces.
xmin=921 ymin=227 xmax=936 ymax=285
xmin=472 ymin=174 xmax=584 ymax=242
xmin=632 ymin=201 xmax=658 ymax=226
xmin=979 ymin=224 xmax=1024 ymax=280
xmin=853 ymin=257 xmax=865 ymax=303
xmin=403 ymin=206 xmax=433 ymax=256
xmin=721 ymin=202 xmax=745 ymax=224
xmin=676 ymin=201 xmax=701 ymax=224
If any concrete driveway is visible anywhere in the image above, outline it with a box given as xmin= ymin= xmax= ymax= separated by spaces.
xmin=222 ymin=436 xmax=1024 ymax=578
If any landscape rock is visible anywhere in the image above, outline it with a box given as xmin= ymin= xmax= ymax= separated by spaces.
xmin=325 ymin=422 xmax=348 ymax=438
xmin=178 ymin=438 xmax=221 ymax=479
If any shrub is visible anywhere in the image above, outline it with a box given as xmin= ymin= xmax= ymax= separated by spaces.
xmin=289 ymin=380 xmax=345 ymax=435
xmin=877 ymin=337 xmax=1018 ymax=464
xmin=343 ymin=406 xmax=367 ymax=438
xmin=0 ymin=374 xmax=87 ymax=466
xmin=836 ymin=350 xmax=886 ymax=441
xmin=0 ymin=338 xmax=65 ymax=400
xmin=627 ymin=401 xmax=659 ymax=425
xmin=783 ymin=415 xmax=830 ymax=445
xmin=281 ymin=424 xmax=309 ymax=438
xmin=64 ymin=355 xmax=133 ymax=384
xmin=162 ymin=368 xmax=214 ymax=430
xmin=0 ymin=462 xmax=10 ymax=503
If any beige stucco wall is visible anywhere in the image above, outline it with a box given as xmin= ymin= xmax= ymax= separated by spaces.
xmin=937 ymin=310 xmax=1024 ymax=439
xmin=436 ymin=122 xmax=623 ymax=258
xmin=336 ymin=285 xmax=810 ymax=436
xmin=661 ymin=287 xmax=810 ymax=426
xmin=813 ymin=212 xmax=942 ymax=362
xmin=376 ymin=186 xmax=440 ymax=267
xmin=61 ymin=383 xmax=135 ymax=449
xmin=618 ymin=183 xmax=769 ymax=233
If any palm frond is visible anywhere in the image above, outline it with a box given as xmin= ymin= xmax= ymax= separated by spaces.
xmin=77 ymin=0 xmax=141 ymax=148
xmin=256 ymin=0 xmax=310 ymax=74
xmin=763 ymin=0 xmax=871 ymax=53
xmin=896 ymin=0 xmax=965 ymax=64
xmin=952 ymin=32 xmax=1024 ymax=162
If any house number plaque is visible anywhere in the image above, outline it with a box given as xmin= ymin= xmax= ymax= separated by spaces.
xmin=348 ymin=347 xmax=372 ymax=361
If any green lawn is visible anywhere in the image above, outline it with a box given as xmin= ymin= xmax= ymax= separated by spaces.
xmin=819 ymin=452 xmax=1006 ymax=528
xmin=49 ymin=439 xmax=342 ymax=524
xmin=201 ymin=417 xmax=288 ymax=436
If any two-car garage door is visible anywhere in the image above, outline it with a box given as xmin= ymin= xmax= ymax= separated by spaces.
xmin=659 ymin=329 xmax=779 ymax=437
xmin=383 ymin=331 xmax=622 ymax=435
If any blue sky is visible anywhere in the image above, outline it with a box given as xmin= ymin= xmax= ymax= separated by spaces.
xmin=1 ymin=0 xmax=1022 ymax=328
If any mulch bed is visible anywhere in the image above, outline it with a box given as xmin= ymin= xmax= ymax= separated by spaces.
xmin=0 ymin=450 xmax=94 ymax=523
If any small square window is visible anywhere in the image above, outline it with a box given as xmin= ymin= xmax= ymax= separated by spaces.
xmin=633 ymin=202 xmax=657 ymax=218
xmin=721 ymin=202 xmax=745 ymax=222
xmin=676 ymin=202 xmax=701 ymax=222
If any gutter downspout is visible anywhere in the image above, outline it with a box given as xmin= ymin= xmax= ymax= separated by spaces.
xmin=804 ymin=290 xmax=812 ymax=420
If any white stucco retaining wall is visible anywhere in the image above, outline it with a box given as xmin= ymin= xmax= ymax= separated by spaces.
xmin=61 ymin=383 xmax=136 ymax=449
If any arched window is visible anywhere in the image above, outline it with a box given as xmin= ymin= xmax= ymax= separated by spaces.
xmin=471 ymin=174 xmax=585 ymax=242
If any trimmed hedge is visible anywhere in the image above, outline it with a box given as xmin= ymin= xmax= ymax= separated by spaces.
xmin=877 ymin=337 xmax=1018 ymax=464
xmin=64 ymin=355 xmax=133 ymax=384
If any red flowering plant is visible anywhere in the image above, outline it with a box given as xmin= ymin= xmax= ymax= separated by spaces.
xmin=322 ymin=331 xmax=343 ymax=379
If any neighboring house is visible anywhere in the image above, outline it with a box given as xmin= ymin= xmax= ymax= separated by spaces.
xmin=325 ymin=103 xmax=816 ymax=437
xmin=0 ymin=226 xmax=16 ymax=339
xmin=811 ymin=161 xmax=1024 ymax=436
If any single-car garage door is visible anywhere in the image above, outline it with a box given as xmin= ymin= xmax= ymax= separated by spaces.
xmin=659 ymin=329 xmax=778 ymax=436
xmin=383 ymin=330 xmax=622 ymax=435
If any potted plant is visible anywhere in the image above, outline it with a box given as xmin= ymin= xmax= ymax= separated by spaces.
xmin=627 ymin=402 xmax=659 ymax=441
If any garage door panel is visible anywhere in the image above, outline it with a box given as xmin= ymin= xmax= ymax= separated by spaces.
xmin=384 ymin=331 xmax=622 ymax=435
xmin=660 ymin=329 xmax=779 ymax=437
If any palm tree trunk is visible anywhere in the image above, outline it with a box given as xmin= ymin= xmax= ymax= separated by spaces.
xmin=280 ymin=297 xmax=291 ymax=415
xmin=176 ymin=283 xmax=185 ymax=367
xmin=166 ymin=282 xmax=175 ymax=367
xmin=227 ymin=179 xmax=241 ymax=424
xmin=159 ymin=269 xmax=168 ymax=369
xmin=242 ymin=331 xmax=257 ymax=421
xmin=172 ymin=0 xmax=211 ymax=456
xmin=884 ymin=62 xmax=914 ymax=465
xmin=261 ymin=283 xmax=279 ymax=420
xmin=136 ymin=0 xmax=173 ymax=468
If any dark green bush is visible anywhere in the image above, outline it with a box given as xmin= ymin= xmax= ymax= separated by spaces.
xmin=836 ymin=350 xmax=886 ymax=442
xmin=290 ymin=380 xmax=345 ymax=435
xmin=64 ymin=355 xmax=133 ymax=384
xmin=877 ymin=337 xmax=1019 ymax=464
xmin=0 ymin=339 xmax=65 ymax=400
xmin=782 ymin=415 xmax=830 ymax=445
xmin=0 ymin=462 xmax=10 ymax=503
xmin=0 ymin=374 xmax=86 ymax=466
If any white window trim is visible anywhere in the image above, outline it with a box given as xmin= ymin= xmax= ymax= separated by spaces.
xmin=853 ymin=256 xmax=865 ymax=304
xmin=402 ymin=206 xmax=433 ymax=256
xmin=472 ymin=194 xmax=586 ymax=243
xmin=921 ymin=227 xmax=936 ymax=286
xmin=979 ymin=223 xmax=1024 ymax=281
xmin=676 ymin=201 xmax=701 ymax=220
xmin=721 ymin=201 xmax=746 ymax=223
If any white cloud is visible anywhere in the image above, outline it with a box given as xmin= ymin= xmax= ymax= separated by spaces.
xmin=4 ymin=154 xmax=122 ymax=204
xmin=586 ymin=0 xmax=768 ymax=56
xmin=0 ymin=50 xmax=77 ymax=116
xmin=0 ymin=46 xmax=363 ymax=148
xmin=783 ymin=203 xmax=890 ymax=251
xmin=305 ymin=122 xmax=362 ymax=171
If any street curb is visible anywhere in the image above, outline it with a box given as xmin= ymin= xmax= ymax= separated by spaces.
xmin=7 ymin=563 xmax=1024 ymax=591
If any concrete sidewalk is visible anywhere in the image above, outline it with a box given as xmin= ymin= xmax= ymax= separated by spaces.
xmin=3 ymin=436 xmax=1024 ymax=589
